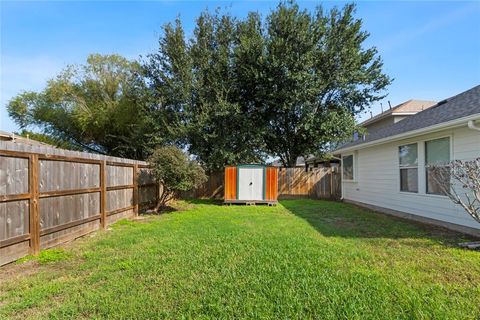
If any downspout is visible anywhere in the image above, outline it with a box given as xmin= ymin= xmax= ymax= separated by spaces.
xmin=340 ymin=155 xmax=344 ymax=200
xmin=467 ymin=120 xmax=480 ymax=131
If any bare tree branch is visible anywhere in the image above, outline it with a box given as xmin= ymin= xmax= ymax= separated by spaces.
xmin=431 ymin=158 xmax=480 ymax=223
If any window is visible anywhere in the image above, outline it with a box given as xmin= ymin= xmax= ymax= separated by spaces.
xmin=399 ymin=143 xmax=418 ymax=193
xmin=425 ymin=137 xmax=450 ymax=195
xmin=343 ymin=155 xmax=354 ymax=180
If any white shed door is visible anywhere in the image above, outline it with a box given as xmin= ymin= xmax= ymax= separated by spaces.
xmin=238 ymin=167 xmax=264 ymax=201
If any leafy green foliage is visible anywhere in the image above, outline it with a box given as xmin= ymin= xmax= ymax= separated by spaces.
xmin=7 ymin=54 xmax=159 ymax=160
xmin=147 ymin=2 xmax=391 ymax=168
xmin=146 ymin=14 xmax=267 ymax=172
xmin=1 ymin=200 xmax=479 ymax=319
xmin=16 ymin=248 xmax=72 ymax=265
xmin=148 ymin=146 xmax=207 ymax=209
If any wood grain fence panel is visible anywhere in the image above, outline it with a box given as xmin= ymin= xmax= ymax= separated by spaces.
xmin=39 ymin=160 xmax=100 ymax=192
xmin=107 ymin=165 xmax=133 ymax=187
xmin=40 ymin=220 xmax=100 ymax=250
xmin=0 ymin=144 xmax=154 ymax=266
xmin=139 ymin=185 xmax=157 ymax=205
xmin=0 ymin=240 xmax=30 ymax=266
xmin=0 ymin=200 xmax=29 ymax=241
xmin=106 ymin=189 xmax=133 ymax=212
xmin=39 ymin=193 xmax=100 ymax=230
xmin=138 ymin=168 xmax=155 ymax=185
xmin=186 ymin=167 xmax=341 ymax=201
xmin=0 ymin=156 xmax=28 ymax=196
xmin=107 ymin=208 xmax=134 ymax=225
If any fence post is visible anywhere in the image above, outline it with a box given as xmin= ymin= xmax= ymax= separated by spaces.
xmin=29 ymin=154 xmax=40 ymax=255
xmin=100 ymin=160 xmax=107 ymax=229
xmin=133 ymin=164 xmax=138 ymax=216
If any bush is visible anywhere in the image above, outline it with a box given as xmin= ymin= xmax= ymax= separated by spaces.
xmin=148 ymin=146 xmax=207 ymax=211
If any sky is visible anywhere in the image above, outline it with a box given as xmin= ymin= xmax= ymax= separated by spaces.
xmin=1 ymin=0 xmax=480 ymax=133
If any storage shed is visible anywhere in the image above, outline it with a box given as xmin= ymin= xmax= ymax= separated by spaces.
xmin=224 ymin=164 xmax=278 ymax=204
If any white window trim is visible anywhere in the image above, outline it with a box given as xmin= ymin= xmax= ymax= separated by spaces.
xmin=398 ymin=143 xmax=419 ymax=194
xmin=342 ymin=153 xmax=356 ymax=182
xmin=425 ymin=135 xmax=453 ymax=196
xmin=396 ymin=133 xmax=453 ymax=198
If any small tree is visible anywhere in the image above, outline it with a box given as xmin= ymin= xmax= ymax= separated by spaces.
xmin=148 ymin=146 xmax=207 ymax=211
xmin=431 ymin=158 xmax=480 ymax=224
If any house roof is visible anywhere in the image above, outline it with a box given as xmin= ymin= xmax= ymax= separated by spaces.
xmin=360 ymin=99 xmax=437 ymax=127
xmin=0 ymin=130 xmax=56 ymax=147
xmin=337 ymin=85 xmax=480 ymax=152
xmin=271 ymin=156 xmax=306 ymax=167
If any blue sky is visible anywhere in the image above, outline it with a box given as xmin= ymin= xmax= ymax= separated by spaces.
xmin=1 ymin=1 xmax=479 ymax=133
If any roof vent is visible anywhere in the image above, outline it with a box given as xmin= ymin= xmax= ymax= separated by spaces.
xmin=436 ymin=99 xmax=448 ymax=106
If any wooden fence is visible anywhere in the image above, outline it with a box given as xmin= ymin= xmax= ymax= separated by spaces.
xmin=183 ymin=167 xmax=341 ymax=200
xmin=0 ymin=142 xmax=158 ymax=266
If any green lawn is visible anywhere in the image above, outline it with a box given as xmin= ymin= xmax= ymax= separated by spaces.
xmin=1 ymin=200 xmax=479 ymax=319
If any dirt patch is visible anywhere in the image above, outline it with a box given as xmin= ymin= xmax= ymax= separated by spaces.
xmin=0 ymin=259 xmax=41 ymax=286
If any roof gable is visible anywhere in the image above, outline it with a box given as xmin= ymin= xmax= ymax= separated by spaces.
xmin=339 ymin=85 xmax=480 ymax=151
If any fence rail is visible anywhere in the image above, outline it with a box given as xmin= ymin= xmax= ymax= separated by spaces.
xmin=183 ymin=167 xmax=341 ymax=200
xmin=0 ymin=143 xmax=158 ymax=266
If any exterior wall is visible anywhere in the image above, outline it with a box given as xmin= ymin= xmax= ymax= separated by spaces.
xmin=364 ymin=117 xmax=395 ymax=133
xmin=393 ymin=115 xmax=408 ymax=123
xmin=341 ymin=126 xmax=480 ymax=231
xmin=364 ymin=115 xmax=411 ymax=133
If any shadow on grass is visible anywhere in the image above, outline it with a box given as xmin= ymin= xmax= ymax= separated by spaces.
xmin=280 ymin=199 xmax=475 ymax=245
xmin=181 ymin=198 xmax=224 ymax=206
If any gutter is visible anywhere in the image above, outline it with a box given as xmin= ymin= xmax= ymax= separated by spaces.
xmin=336 ymin=113 xmax=480 ymax=154
xmin=468 ymin=120 xmax=480 ymax=131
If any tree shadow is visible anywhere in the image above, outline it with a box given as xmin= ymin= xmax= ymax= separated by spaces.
xmin=279 ymin=199 xmax=478 ymax=247
xmin=180 ymin=198 xmax=224 ymax=206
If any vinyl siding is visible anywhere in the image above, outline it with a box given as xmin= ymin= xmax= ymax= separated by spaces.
xmin=342 ymin=126 xmax=480 ymax=230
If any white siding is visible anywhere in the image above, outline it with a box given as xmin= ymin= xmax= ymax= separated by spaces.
xmin=342 ymin=126 xmax=480 ymax=230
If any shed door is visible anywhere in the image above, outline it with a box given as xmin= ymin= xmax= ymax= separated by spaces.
xmin=238 ymin=167 xmax=264 ymax=201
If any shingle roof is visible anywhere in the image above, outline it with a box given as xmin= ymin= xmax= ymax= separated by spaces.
xmin=0 ymin=130 xmax=56 ymax=147
xmin=339 ymin=85 xmax=480 ymax=150
xmin=361 ymin=99 xmax=437 ymax=127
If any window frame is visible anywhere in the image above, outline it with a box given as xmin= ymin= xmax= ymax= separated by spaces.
xmin=398 ymin=143 xmax=419 ymax=193
xmin=424 ymin=136 xmax=451 ymax=196
xmin=342 ymin=153 xmax=356 ymax=182
xmin=395 ymin=134 xmax=452 ymax=198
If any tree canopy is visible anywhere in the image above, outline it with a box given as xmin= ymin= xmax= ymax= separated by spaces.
xmin=7 ymin=1 xmax=391 ymax=169
xmin=146 ymin=2 xmax=391 ymax=168
xmin=7 ymin=54 xmax=158 ymax=160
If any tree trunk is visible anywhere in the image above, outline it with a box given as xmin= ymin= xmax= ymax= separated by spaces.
xmin=282 ymin=152 xmax=300 ymax=168
xmin=154 ymin=189 xmax=174 ymax=212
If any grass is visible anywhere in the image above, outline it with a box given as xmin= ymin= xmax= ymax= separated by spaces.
xmin=0 ymin=199 xmax=479 ymax=319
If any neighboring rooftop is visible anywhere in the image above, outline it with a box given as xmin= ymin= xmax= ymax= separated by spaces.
xmin=339 ymin=85 xmax=480 ymax=151
xmin=360 ymin=99 xmax=437 ymax=127
xmin=0 ymin=130 xmax=56 ymax=147
xmin=271 ymin=156 xmax=306 ymax=167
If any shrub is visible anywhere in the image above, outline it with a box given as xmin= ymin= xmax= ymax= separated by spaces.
xmin=148 ymin=146 xmax=207 ymax=211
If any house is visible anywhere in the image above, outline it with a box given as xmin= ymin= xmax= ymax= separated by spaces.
xmin=271 ymin=156 xmax=306 ymax=168
xmin=0 ymin=130 xmax=56 ymax=147
xmin=361 ymin=99 xmax=437 ymax=134
xmin=336 ymin=85 xmax=480 ymax=236
xmin=305 ymin=99 xmax=437 ymax=169
xmin=304 ymin=155 xmax=340 ymax=170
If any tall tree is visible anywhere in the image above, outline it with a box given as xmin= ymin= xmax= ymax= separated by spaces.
xmin=258 ymin=3 xmax=391 ymax=166
xmin=147 ymin=13 xmax=268 ymax=172
xmin=7 ymin=54 xmax=159 ymax=160
xmin=146 ymin=2 xmax=391 ymax=169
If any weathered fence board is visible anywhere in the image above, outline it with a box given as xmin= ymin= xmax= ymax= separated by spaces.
xmin=0 ymin=142 xmax=158 ymax=266
xmin=183 ymin=167 xmax=341 ymax=200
